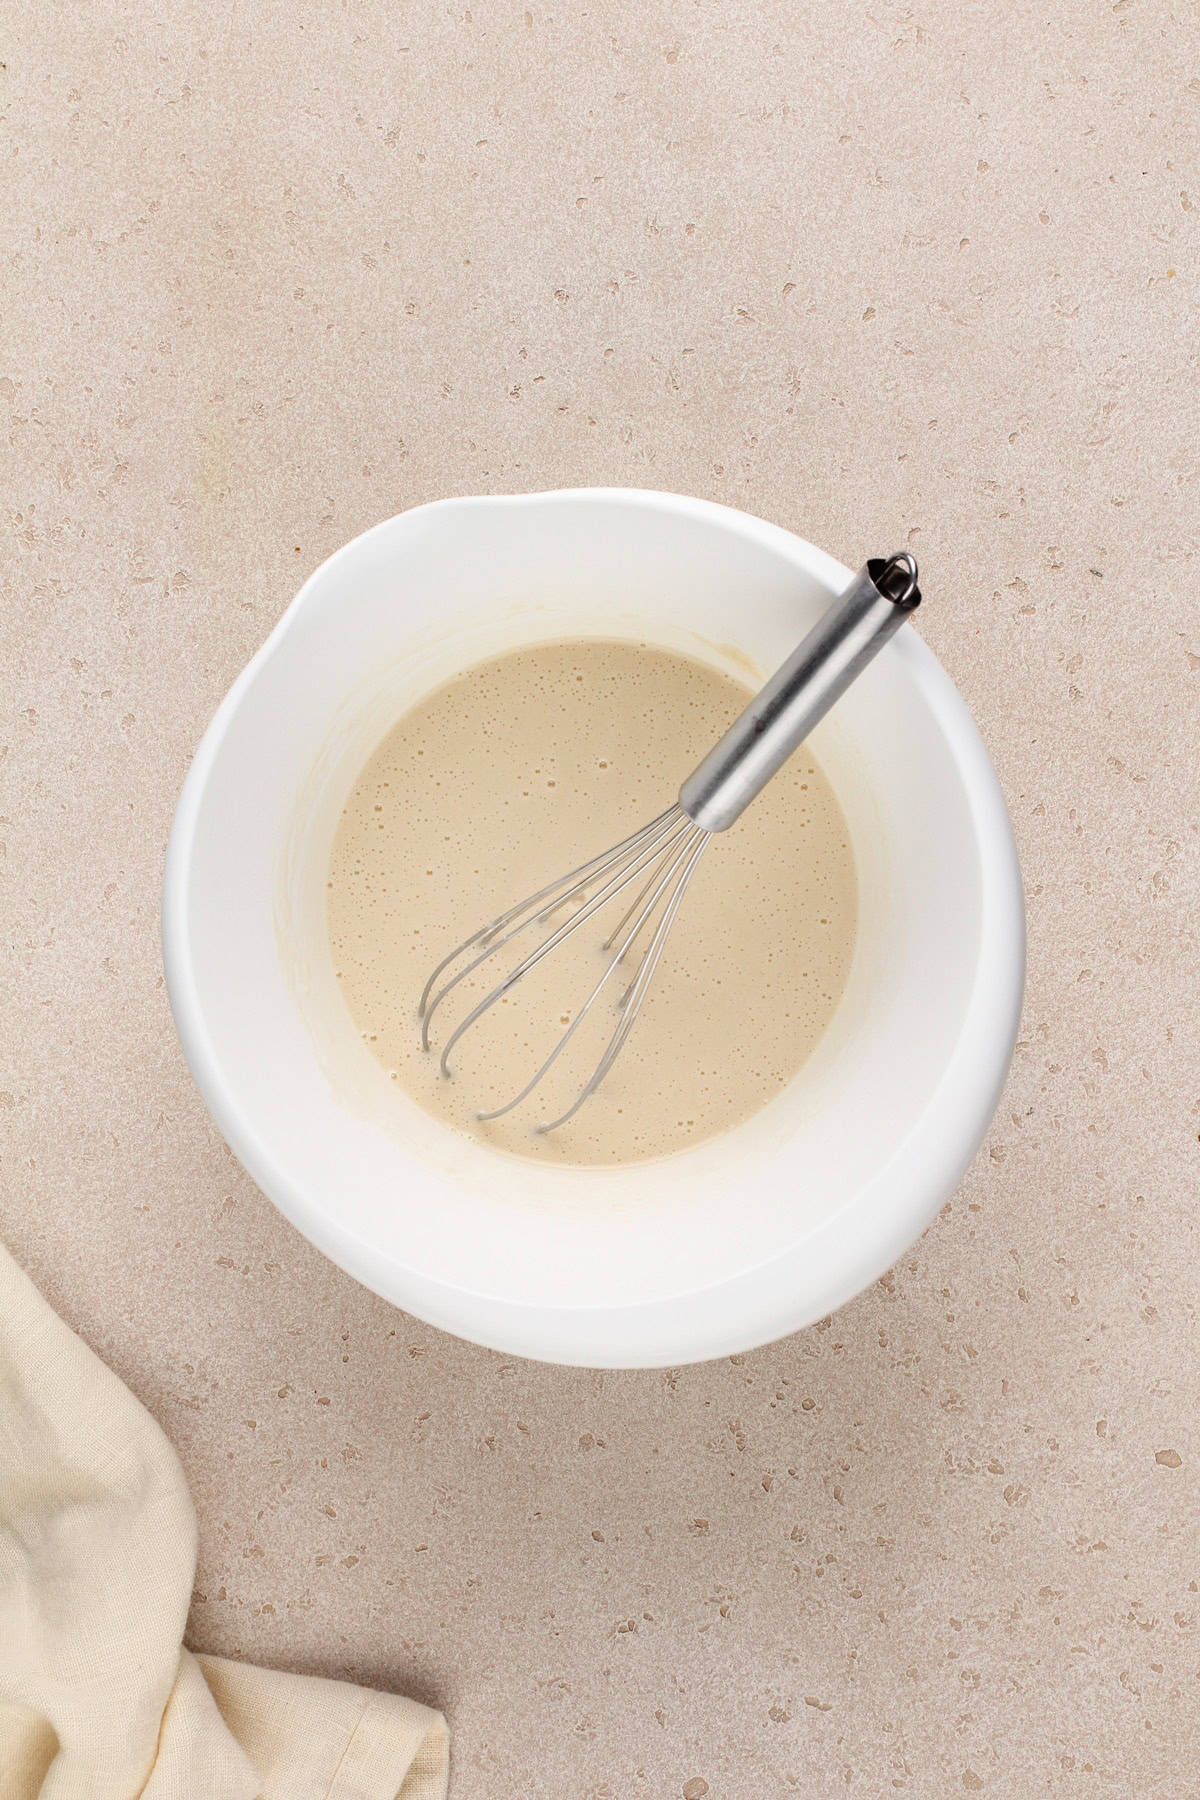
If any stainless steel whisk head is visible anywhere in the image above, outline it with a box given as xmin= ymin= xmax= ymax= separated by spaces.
xmin=419 ymin=802 xmax=710 ymax=1133
xmin=419 ymin=553 xmax=921 ymax=1132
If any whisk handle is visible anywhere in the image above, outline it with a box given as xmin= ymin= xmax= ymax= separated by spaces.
xmin=678 ymin=554 xmax=921 ymax=833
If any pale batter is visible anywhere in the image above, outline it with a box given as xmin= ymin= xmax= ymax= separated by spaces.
xmin=327 ymin=640 xmax=857 ymax=1166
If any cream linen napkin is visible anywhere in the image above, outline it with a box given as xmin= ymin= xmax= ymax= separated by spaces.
xmin=0 ymin=1242 xmax=449 ymax=1800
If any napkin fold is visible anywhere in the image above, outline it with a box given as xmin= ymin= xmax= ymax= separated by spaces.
xmin=0 ymin=1242 xmax=448 ymax=1800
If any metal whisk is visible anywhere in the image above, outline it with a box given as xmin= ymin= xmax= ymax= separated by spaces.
xmin=420 ymin=553 xmax=921 ymax=1132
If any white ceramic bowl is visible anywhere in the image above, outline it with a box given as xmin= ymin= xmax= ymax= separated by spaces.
xmin=163 ymin=490 xmax=1024 ymax=1367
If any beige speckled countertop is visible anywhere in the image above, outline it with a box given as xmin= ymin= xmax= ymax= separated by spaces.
xmin=4 ymin=3 xmax=1199 ymax=1794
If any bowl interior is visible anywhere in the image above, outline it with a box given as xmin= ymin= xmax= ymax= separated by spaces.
xmin=166 ymin=492 xmax=1018 ymax=1364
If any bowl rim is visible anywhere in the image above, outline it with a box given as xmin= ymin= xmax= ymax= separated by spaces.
xmin=162 ymin=487 xmax=1026 ymax=1366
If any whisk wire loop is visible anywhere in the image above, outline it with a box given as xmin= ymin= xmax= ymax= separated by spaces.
xmin=535 ymin=825 xmax=711 ymax=1134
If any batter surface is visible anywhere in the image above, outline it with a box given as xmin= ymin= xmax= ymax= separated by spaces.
xmin=327 ymin=640 xmax=857 ymax=1165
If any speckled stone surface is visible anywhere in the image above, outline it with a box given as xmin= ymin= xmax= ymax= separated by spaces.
xmin=3 ymin=3 xmax=1199 ymax=1794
